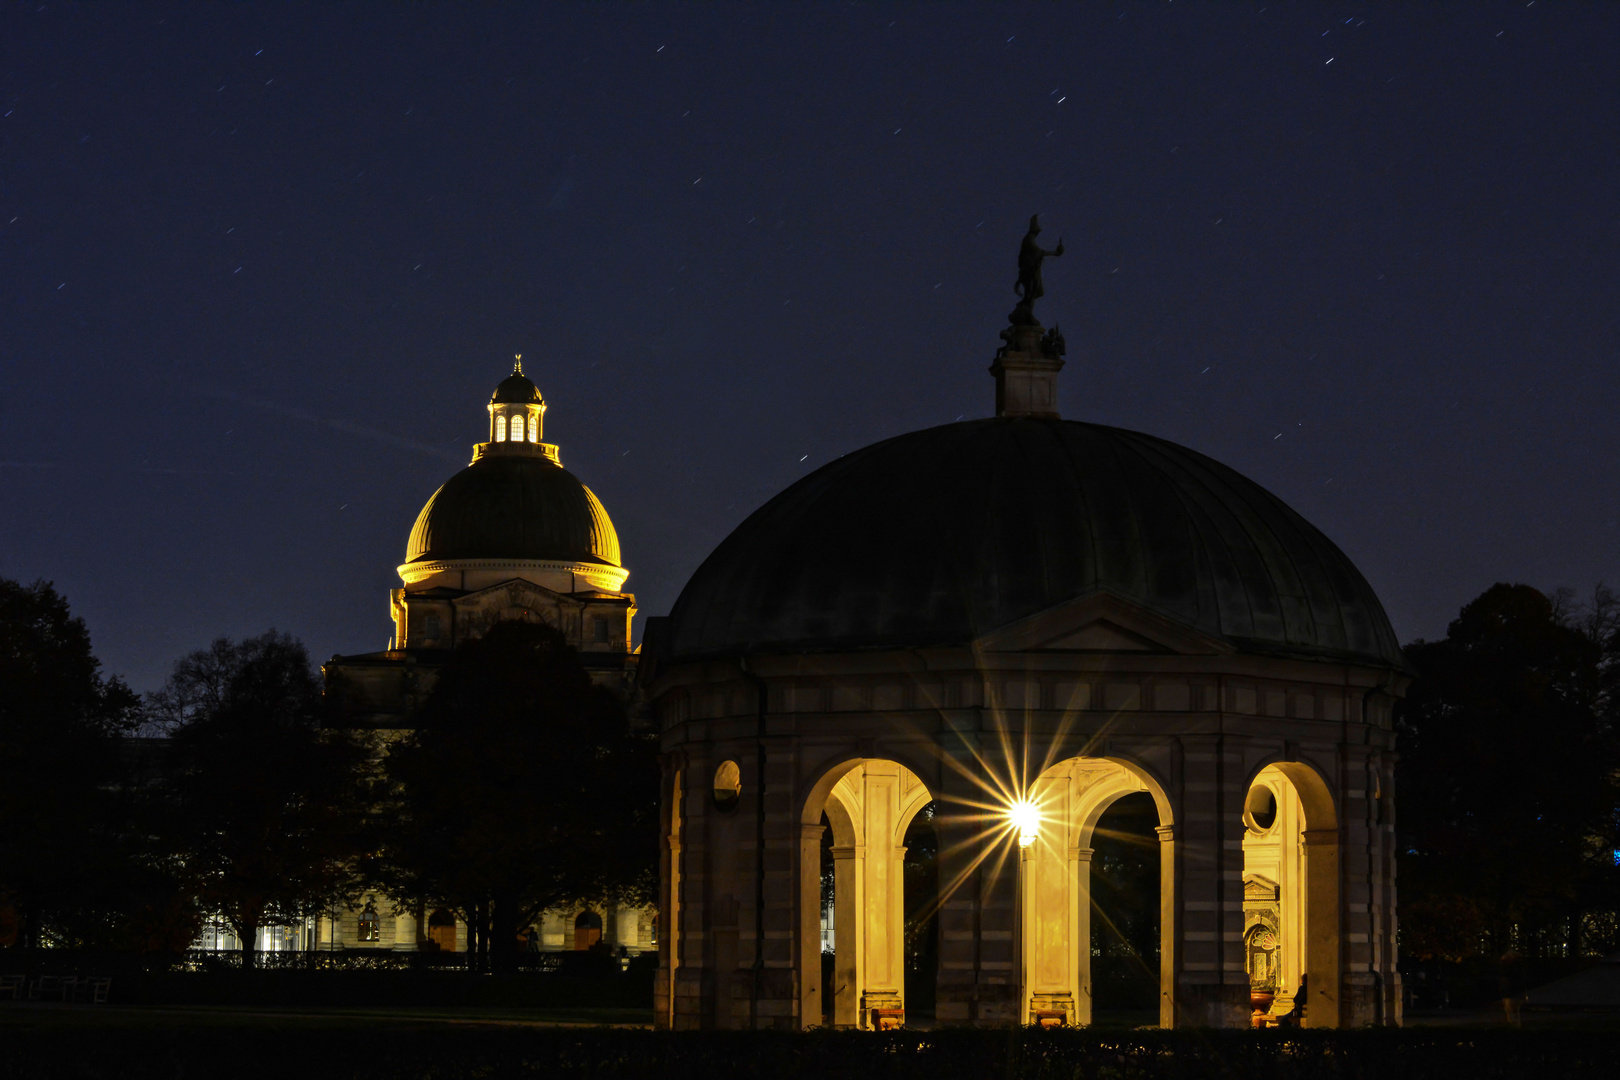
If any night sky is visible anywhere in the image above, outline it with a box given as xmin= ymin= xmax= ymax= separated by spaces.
xmin=3 ymin=3 xmax=1616 ymax=693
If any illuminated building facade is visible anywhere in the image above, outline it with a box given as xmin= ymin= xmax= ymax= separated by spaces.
xmin=315 ymin=363 xmax=653 ymax=956
xmin=642 ymin=319 xmax=1410 ymax=1029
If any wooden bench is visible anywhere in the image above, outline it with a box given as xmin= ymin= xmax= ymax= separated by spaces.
xmin=72 ymin=978 xmax=112 ymax=1004
xmin=869 ymin=1006 xmax=905 ymax=1031
xmin=29 ymin=976 xmax=73 ymax=1002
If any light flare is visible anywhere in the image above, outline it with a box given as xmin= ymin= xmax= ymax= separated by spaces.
xmin=1009 ymin=798 xmax=1041 ymax=848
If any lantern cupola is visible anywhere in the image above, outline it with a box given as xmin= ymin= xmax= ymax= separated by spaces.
xmin=487 ymin=357 xmax=547 ymax=450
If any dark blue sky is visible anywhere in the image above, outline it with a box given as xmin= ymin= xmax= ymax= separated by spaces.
xmin=3 ymin=3 xmax=1616 ymax=692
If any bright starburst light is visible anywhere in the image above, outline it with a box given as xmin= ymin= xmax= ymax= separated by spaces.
xmin=1009 ymin=798 xmax=1041 ymax=848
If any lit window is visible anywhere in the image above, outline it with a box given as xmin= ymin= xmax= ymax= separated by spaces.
xmin=527 ymin=413 xmax=538 ymax=442
xmin=495 ymin=415 xmax=507 ymax=442
xmin=713 ymin=760 xmax=741 ymax=811
xmin=358 ymin=901 xmax=380 ymax=943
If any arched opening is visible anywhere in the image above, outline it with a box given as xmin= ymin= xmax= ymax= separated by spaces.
xmin=426 ymin=908 xmax=457 ymax=952
xmin=798 ymin=757 xmax=934 ymax=1030
xmin=574 ymin=909 xmax=603 ymax=950
xmin=902 ymin=801 xmax=939 ymax=1023
xmin=1088 ymin=791 xmax=1161 ymax=1027
xmin=818 ymin=810 xmax=835 ymax=1024
xmin=495 ymin=414 xmax=507 ymax=442
xmin=1021 ymin=756 xmax=1175 ymax=1028
xmin=1242 ymin=762 xmax=1340 ymax=1027
xmin=526 ymin=412 xmax=538 ymax=442
xmin=712 ymin=760 xmax=741 ymax=812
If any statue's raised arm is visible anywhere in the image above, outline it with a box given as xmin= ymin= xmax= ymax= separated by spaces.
xmin=1011 ymin=214 xmax=1064 ymax=325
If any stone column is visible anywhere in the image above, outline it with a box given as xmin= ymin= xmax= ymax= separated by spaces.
xmin=830 ymin=842 xmax=865 ymax=1026
xmin=859 ymin=762 xmax=905 ymax=1026
xmin=1173 ymin=735 xmax=1249 ymax=1027
xmin=1157 ymin=825 xmax=1178 ymax=1029
xmin=673 ymin=760 xmax=712 ymax=1030
xmin=1024 ymin=764 xmax=1081 ymax=1027
xmin=1339 ymin=746 xmax=1395 ymax=1027
xmin=933 ymin=777 xmax=981 ymax=1025
xmin=657 ymin=762 xmax=684 ymax=1028
xmin=1073 ymin=847 xmax=1094 ymax=1026
xmin=978 ymin=833 xmax=1021 ymax=1025
xmin=797 ymin=822 xmax=826 ymax=1028
xmin=754 ymin=746 xmax=803 ymax=1029
xmin=615 ymin=908 xmax=640 ymax=949
xmin=1303 ymin=827 xmax=1342 ymax=1027
xmin=393 ymin=906 xmax=417 ymax=952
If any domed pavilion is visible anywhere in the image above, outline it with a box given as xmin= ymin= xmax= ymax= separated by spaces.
xmin=641 ymin=236 xmax=1410 ymax=1031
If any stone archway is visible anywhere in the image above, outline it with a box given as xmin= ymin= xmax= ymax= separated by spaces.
xmin=1019 ymin=757 xmax=1176 ymax=1027
xmin=1243 ymin=761 xmax=1340 ymax=1027
xmin=799 ymin=758 xmax=934 ymax=1029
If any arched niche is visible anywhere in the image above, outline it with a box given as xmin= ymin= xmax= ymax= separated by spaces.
xmin=797 ymin=757 xmax=934 ymax=1029
xmin=1242 ymin=760 xmax=1340 ymax=1027
xmin=1021 ymin=756 xmax=1176 ymax=1028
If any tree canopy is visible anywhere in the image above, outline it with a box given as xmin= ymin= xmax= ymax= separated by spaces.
xmin=158 ymin=631 xmax=372 ymax=966
xmin=0 ymin=578 xmax=140 ymax=949
xmin=1395 ymin=583 xmax=1620 ymax=962
xmin=372 ymin=620 xmax=657 ymax=973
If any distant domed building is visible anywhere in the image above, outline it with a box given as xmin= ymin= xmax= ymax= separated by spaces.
xmin=314 ymin=363 xmax=652 ymax=958
xmin=642 ymin=254 xmax=1410 ymax=1030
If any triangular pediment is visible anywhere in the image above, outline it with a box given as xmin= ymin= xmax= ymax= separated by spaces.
xmin=1045 ymin=620 xmax=1161 ymax=652
xmin=1244 ymin=875 xmax=1280 ymax=901
xmin=451 ymin=578 xmax=581 ymax=612
xmin=975 ymin=590 xmax=1234 ymax=656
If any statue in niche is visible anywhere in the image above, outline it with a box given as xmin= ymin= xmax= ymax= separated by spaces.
xmin=1010 ymin=214 xmax=1064 ymax=326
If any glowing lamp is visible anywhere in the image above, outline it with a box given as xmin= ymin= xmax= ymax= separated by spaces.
xmin=1009 ymin=799 xmax=1040 ymax=848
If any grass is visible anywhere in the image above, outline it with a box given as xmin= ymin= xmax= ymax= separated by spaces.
xmin=0 ymin=1000 xmax=651 ymax=1030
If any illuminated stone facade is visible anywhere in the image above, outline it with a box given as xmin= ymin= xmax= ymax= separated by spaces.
xmin=318 ymin=364 xmax=652 ymax=956
xmin=642 ymin=329 xmax=1409 ymax=1029
xmin=326 ymin=361 xmax=637 ymax=726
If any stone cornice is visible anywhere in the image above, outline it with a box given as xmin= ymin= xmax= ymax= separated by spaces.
xmin=398 ymin=557 xmax=628 ymax=593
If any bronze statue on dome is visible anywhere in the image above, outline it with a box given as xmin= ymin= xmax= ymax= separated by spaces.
xmin=1010 ymin=214 xmax=1064 ymax=326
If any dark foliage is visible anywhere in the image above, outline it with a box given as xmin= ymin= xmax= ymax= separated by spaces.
xmin=1396 ymin=583 xmax=1620 ymax=963
xmin=0 ymin=578 xmax=140 ymax=950
xmin=157 ymin=632 xmax=373 ymax=967
xmin=372 ymin=620 xmax=658 ymax=974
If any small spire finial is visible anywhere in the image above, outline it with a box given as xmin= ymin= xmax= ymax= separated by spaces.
xmin=514 ymin=354 xmax=523 ymax=375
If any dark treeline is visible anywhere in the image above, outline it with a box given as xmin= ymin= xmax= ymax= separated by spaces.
xmin=1395 ymin=583 xmax=1620 ymax=976
xmin=4 ymin=574 xmax=1619 ymax=998
xmin=0 ymin=577 xmax=657 ymax=974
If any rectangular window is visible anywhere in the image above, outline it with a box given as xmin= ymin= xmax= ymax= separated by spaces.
xmin=593 ymin=617 xmax=609 ymax=643
xmin=423 ymin=614 xmax=442 ymax=640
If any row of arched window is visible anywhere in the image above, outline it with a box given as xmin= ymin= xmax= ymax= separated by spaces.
xmin=495 ymin=412 xmax=539 ymax=443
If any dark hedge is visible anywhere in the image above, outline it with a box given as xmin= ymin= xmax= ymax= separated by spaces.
xmin=6 ymin=1026 xmax=1620 ymax=1080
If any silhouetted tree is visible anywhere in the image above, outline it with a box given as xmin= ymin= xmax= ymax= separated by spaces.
xmin=373 ymin=620 xmax=658 ymax=974
xmin=0 ymin=578 xmax=140 ymax=949
xmin=158 ymin=632 xmax=372 ymax=967
xmin=1396 ymin=583 xmax=1620 ymax=962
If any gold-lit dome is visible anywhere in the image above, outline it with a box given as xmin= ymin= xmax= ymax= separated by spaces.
xmin=404 ymin=454 xmax=621 ymax=569
xmin=395 ymin=363 xmax=627 ymax=594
